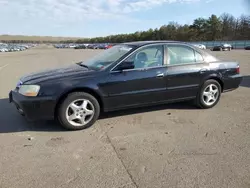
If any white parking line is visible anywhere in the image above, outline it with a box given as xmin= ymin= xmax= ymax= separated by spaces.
xmin=0 ymin=64 xmax=9 ymax=71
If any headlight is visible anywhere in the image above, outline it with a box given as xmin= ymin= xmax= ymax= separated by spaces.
xmin=18 ymin=85 xmax=40 ymax=97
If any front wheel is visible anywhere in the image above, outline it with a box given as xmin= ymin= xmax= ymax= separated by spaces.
xmin=196 ymin=80 xmax=221 ymax=109
xmin=57 ymin=92 xmax=100 ymax=130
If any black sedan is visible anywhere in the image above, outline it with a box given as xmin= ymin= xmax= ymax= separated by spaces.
xmin=74 ymin=45 xmax=86 ymax=49
xmin=245 ymin=46 xmax=250 ymax=50
xmin=9 ymin=41 xmax=243 ymax=130
xmin=212 ymin=44 xmax=232 ymax=51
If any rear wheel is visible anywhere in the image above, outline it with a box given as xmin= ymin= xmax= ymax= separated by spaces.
xmin=196 ymin=80 xmax=221 ymax=109
xmin=57 ymin=92 xmax=100 ymax=130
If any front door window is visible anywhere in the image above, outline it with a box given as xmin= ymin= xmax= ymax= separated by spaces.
xmin=119 ymin=45 xmax=164 ymax=70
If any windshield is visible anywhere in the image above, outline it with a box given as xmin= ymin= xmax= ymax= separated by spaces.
xmin=80 ymin=44 xmax=135 ymax=70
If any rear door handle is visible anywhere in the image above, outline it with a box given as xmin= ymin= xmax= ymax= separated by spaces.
xmin=199 ymin=68 xmax=208 ymax=74
xmin=156 ymin=73 xmax=164 ymax=78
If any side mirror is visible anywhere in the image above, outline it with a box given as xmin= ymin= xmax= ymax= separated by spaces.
xmin=116 ymin=61 xmax=135 ymax=71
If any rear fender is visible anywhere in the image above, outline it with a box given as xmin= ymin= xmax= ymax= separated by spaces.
xmin=200 ymin=73 xmax=224 ymax=91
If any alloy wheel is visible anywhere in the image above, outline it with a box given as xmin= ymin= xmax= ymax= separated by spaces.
xmin=202 ymin=84 xmax=219 ymax=106
xmin=66 ymin=99 xmax=95 ymax=127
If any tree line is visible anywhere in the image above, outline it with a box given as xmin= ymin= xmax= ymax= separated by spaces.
xmin=1 ymin=13 xmax=249 ymax=44
xmin=73 ymin=13 xmax=250 ymax=44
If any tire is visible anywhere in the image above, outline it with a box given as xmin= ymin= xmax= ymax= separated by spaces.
xmin=195 ymin=79 xmax=221 ymax=109
xmin=57 ymin=92 xmax=100 ymax=130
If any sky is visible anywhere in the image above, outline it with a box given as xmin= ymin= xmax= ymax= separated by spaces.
xmin=0 ymin=0 xmax=249 ymax=38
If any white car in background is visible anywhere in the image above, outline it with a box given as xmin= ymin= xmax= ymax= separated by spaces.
xmin=193 ymin=44 xmax=206 ymax=49
xmin=0 ymin=48 xmax=8 ymax=52
xmin=69 ymin=44 xmax=76 ymax=48
xmin=222 ymin=43 xmax=232 ymax=49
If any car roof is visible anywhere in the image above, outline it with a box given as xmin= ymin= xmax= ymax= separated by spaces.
xmin=122 ymin=40 xmax=185 ymax=47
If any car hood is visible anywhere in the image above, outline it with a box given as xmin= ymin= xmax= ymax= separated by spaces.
xmin=20 ymin=63 xmax=95 ymax=84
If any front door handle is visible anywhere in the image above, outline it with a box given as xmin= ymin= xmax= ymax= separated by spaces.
xmin=156 ymin=73 xmax=164 ymax=78
xmin=199 ymin=68 xmax=208 ymax=74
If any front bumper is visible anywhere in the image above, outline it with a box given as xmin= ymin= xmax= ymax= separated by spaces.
xmin=9 ymin=90 xmax=56 ymax=121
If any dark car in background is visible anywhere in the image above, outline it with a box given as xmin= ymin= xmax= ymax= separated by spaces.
xmin=245 ymin=46 xmax=250 ymax=50
xmin=212 ymin=43 xmax=232 ymax=51
xmin=97 ymin=44 xmax=108 ymax=49
xmin=74 ymin=45 xmax=87 ymax=49
xmin=87 ymin=44 xmax=98 ymax=49
xmin=9 ymin=41 xmax=242 ymax=130
xmin=53 ymin=43 xmax=114 ymax=50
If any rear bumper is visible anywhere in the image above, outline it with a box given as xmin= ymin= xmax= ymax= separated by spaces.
xmin=223 ymin=74 xmax=243 ymax=92
xmin=9 ymin=90 xmax=56 ymax=121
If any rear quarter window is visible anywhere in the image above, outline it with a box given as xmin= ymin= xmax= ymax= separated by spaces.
xmin=195 ymin=51 xmax=204 ymax=62
xmin=202 ymin=51 xmax=219 ymax=62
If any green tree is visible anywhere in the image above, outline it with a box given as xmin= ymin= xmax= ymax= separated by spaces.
xmin=220 ymin=13 xmax=236 ymax=40
xmin=189 ymin=17 xmax=209 ymax=40
xmin=206 ymin=14 xmax=222 ymax=40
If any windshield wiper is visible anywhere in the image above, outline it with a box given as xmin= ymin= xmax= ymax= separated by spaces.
xmin=77 ymin=62 xmax=89 ymax=69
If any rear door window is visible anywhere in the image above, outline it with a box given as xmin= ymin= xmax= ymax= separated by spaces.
xmin=165 ymin=44 xmax=204 ymax=65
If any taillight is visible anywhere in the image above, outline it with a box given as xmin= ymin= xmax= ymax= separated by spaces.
xmin=236 ymin=66 xmax=240 ymax=74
